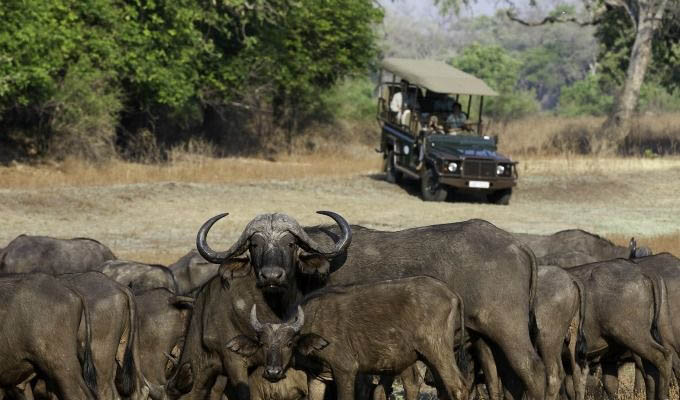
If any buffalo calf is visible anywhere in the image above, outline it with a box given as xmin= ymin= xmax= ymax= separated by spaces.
xmin=228 ymin=276 xmax=469 ymax=400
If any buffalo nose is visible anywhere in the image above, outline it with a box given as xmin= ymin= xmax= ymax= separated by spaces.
xmin=263 ymin=268 xmax=283 ymax=280
xmin=265 ymin=366 xmax=283 ymax=378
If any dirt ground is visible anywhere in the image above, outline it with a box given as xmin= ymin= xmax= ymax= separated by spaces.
xmin=1 ymin=156 xmax=679 ymax=264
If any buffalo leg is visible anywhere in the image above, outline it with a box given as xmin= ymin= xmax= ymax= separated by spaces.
xmin=619 ymin=336 xmax=673 ymax=400
xmin=601 ymin=360 xmax=619 ymax=399
xmin=400 ymin=364 xmax=422 ymax=400
xmin=223 ymin=362 xmax=249 ymax=400
xmin=538 ymin=334 xmax=566 ymax=400
xmin=485 ymin=318 xmax=546 ymax=400
xmin=308 ymin=378 xmax=327 ymax=400
xmin=421 ymin=354 xmax=468 ymax=400
xmin=332 ymin=369 xmax=357 ymax=400
xmin=473 ymin=339 xmax=502 ymax=400
xmin=565 ymin=330 xmax=588 ymax=400
xmin=636 ymin=365 xmax=647 ymax=395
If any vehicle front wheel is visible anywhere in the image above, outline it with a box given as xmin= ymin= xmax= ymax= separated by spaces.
xmin=421 ymin=167 xmax=448 ymax=202
xmin=384 ymin=151 xmax=402 ymax=184
xmin=488 ymin=189 xmax=512 ymax=205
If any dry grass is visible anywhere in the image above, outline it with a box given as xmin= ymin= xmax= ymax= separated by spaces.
xmin=498 ymin=113 xmax=680 ymax=156
xmin=0 ymin=149 xmax=381 ymax=189
xmin=4 ymin=145 xmax=680 ymax=190
xmin=516 ymin=155 xmax=680 ymax=177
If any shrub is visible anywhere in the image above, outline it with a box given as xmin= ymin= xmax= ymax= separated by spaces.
xmin=47 ymin=60 xmax=122 ymax=162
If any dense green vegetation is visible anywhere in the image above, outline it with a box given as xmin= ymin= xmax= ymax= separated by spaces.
xmin=1 ymin=0 xmax=678 ymax=161
xmin=0 ymin=0 xmax=382 ymax=160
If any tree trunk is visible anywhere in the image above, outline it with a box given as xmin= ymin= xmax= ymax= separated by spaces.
xmin=597 ymin=0 xmax=669 ymax=155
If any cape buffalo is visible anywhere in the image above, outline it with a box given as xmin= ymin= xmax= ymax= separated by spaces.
xmin=58 ymin=272 xmax=158 ymax=400
xmin=98 ymin=259 xmax=179 ymax=293
xmin=195 ymin=216 xmax=544 ymax=400
xmin=0 ymin=234 xmax=116 ymax=274
xmin=567 ymin=259 xmax=674 ymax=400
xmin=228 ymin=277 xmax=469 ymax=400
xmin=168 ymin=250 xmax=219 ymax=295
xmin=0 ymin=273 xmax=98 ymax=399
xmin=472 ymin=266 xmax=588 ymax=400
xmin=137 ymin=287 xmax=308 ymax=400
xmin=166 ymin=262 xmax=292 ymax=400
xmin=135 ymin=288 xmax=194 ymax=397
xmin=633 ymin=253 xmax=680 ymax=384
xmin=515 ymin=230 xmax=652 ymax=266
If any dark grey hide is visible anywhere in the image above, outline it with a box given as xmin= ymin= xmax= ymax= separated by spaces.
xmin=301 ymin=220 xmax=545 ymax=400
xmin=567 ymin=259 xmax=674 ymax=400
xmin=168 ymin=250 xmax=219 ymax=296
xmin=514 ymin=230 xmax=652 ymax=267
xmin=58 ymin=271 xmax=157 ymax=400
xmin=98 ymin=259 xmax=179 ymax=294
xmin=0 ymin=273 xmax=98 ymax=399
xmin=473 ymin=266 xmax=588 ymax=400
xmin=168 ymin=211 xmax=350 ymax=400
xmin=135 ymin=288 xmax=194 ymax=397
xmin=0 ymin=234 xmax=116 ymax=274
xmin=633 ymin=253 xmax=680 ymax=383
xmin=228 ymin=277 xmax=469 ymax=400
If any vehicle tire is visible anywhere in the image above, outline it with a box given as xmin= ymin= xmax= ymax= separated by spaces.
xmin=385 ymin=151 xmax=402 ymax=184
xmin=488 ymin=189 xmax=512 ymax=205
xmin=421 ymin=167 xmax=448 ymax=202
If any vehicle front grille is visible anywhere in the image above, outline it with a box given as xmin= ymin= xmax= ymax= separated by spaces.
xmin=462 ymin=160 xmax=496 ymax=178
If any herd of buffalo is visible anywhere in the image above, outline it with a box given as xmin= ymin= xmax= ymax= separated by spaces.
xmin=0 ymin=211 xmax=678 ymax=400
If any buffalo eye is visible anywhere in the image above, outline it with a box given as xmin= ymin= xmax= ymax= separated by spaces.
xmin=286 ymin=341 xmax=293 ymax=348
xmin=288 ymin=242 xmax=295 ymax=248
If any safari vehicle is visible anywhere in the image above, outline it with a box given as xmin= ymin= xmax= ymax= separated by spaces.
xmin=377 ymin=58 xmax=518 ymax=204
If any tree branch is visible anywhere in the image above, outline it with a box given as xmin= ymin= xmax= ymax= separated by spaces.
xmin=505 ymin=9 xmax=604 ymax=27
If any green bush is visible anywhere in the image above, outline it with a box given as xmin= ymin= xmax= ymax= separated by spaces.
xmin=557 ymin=74 xmax=614 ymax=117
xmin=321 ymin=77 xmax=376 ymax=122
xmin=638 ymin=82 xmax=680 ymax=113
xmin=452 ymin=44 xmax=540 ymax=121
xmin=47 ymin=59 xmax=122 ymax=161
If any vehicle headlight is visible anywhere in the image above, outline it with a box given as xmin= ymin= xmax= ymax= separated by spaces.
xmin=447 ymin=162 xmax=458 ymax=172
xmin=403 ymin=145 xmax=410 ymax=155
xmin=496 ymin=165 xmax=505 ymax=175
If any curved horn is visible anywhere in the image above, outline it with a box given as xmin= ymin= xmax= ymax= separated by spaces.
xmin=289 ymin=306 xmax=305 ymax=333
xmin=250 ymin=305 xmax=264 ymax=333
xmin=196 ymin=213 xmax=250 ymax=264
xmin=290 ymin=211 xmax=352 ymax=257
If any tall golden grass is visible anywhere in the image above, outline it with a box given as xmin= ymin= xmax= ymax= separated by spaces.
xmin=0 ymin=150 xmax=381 ymax=189
xmin=498 ymin=113 xmax=680 ymax=156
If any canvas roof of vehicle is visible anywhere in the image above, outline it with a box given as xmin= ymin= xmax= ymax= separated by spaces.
xmin=381 ymin=58 xmax=498 ymax=97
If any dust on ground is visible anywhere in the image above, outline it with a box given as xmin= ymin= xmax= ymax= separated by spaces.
xmin=1 ymin=157 xmax=679 ymax=264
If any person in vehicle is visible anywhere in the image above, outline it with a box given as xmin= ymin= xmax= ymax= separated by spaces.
xmin=446 ymin=102 xmax=469 ymax=133
xmin=390 ymin=80 xmax=416 ymax=126
xmin=415 ymin=115 xmax=442 ymax=171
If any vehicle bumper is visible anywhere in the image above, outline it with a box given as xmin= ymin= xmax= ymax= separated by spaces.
xmin=439 ymin=176 xmax=516 ymax=191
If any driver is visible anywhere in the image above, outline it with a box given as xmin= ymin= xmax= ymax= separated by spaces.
xmin=446 ymin=102 xmax=469 ymax=133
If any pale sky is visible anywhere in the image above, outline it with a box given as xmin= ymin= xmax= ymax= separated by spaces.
xmin=380 ymin=0 xmax=580 ymax=18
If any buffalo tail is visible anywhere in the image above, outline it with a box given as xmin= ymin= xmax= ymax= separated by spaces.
xmin=571 ymin=277 xmax=588 ymax=366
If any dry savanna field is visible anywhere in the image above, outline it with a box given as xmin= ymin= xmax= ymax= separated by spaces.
xmin=1 ymin=148 xmax=679 ymax=264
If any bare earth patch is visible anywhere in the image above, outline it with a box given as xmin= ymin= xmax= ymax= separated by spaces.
xmin=1 ymin=155 xmax=679 ymax=264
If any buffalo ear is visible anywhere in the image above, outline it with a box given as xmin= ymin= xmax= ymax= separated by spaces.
xmin=219 ymin=257 xmax=250 ymax=288
xmin=226 ymin=335 xmax=260 ymax=357
xmin=297 ymin=334 xmax=330 ymax=356
xmin=298 ymin=253 xmax=331 ymax=278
